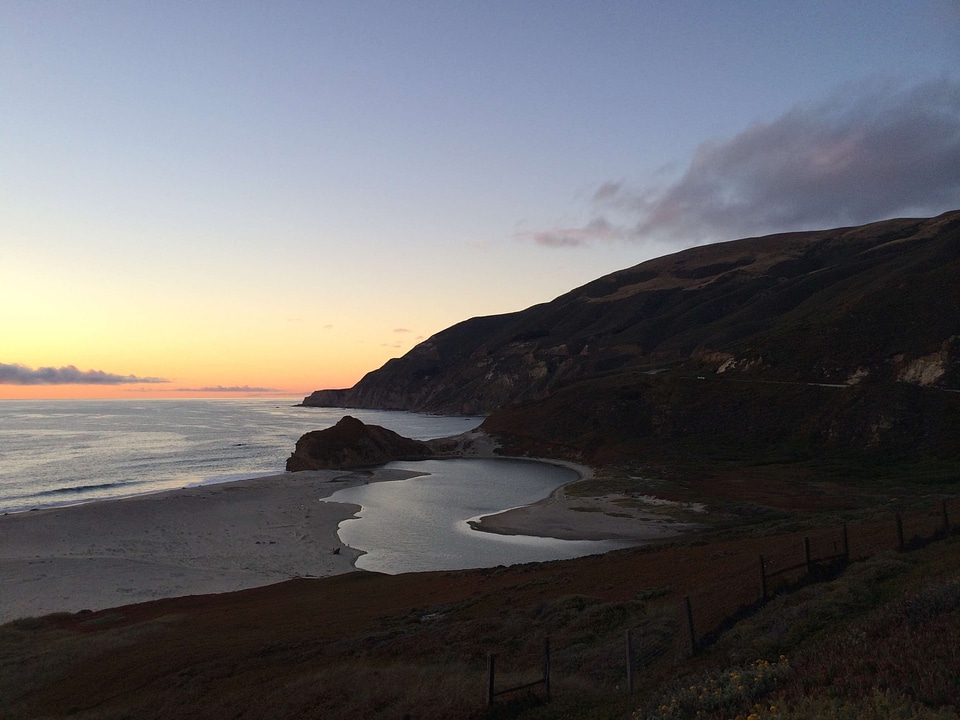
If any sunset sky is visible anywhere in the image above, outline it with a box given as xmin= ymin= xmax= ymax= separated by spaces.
xmin=3 ymin=1 xmax=960 ymax=399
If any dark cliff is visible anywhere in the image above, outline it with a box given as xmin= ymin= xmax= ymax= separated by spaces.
xmin=302 ymin=211 xmax=960 ymax=464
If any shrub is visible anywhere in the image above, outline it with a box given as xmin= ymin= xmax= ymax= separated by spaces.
xmin=634 ymin=657 xmax=790 ymax=720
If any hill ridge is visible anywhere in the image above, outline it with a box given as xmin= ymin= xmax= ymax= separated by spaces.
xmin=303 ymin=211 xmax=960 ymax=464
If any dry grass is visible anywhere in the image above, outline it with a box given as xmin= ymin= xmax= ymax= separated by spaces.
xmin=632 ymin=539 xmax=960 ymax=720
xmin=3 ymin=501 xmax=960 ymax=719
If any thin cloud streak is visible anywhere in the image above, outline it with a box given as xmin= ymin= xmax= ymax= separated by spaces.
xmin=175 ymin=385 xmax=280 ymax=392
xmin=0 ymin=363 xmax=168 ymax=385
xmin=520 ymin=217 xmax=624 ymax=248
xmin=525 ymin=79 xmax=960 ymax=248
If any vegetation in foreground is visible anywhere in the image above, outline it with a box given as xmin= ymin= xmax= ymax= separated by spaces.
xmin=0 ymin=516 xmax=960 ymax=720
xmin=2 ymin=484 xmax=960 ymax=720
xmin=631 ymin=551 xmax=960 ymax=720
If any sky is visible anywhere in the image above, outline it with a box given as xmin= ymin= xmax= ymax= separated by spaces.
xmin=2 ymin=1 xmax=960 ymax=400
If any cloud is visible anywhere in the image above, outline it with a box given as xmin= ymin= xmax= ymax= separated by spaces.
xmin=175 ymin=385 xmax=279 ymax=392
xmin=526 ymin=78 xmax=960 ymax=247
xmin=393 ymin=328 xmax=412 ymax=333
xmin=0 ymin=363 xmax=168 ymax=385
xmin=592 ymin=181 xmax=623 ymax=203
xmin=520 ymin=217 xmax=625 ymax=247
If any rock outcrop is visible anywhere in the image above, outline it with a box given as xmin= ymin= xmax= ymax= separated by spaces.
xmin=286 ymin=416 xmax=433 ymax=471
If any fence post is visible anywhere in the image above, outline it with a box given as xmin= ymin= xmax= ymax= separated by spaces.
xmin=625 ymin=629 xmax=634 ymax=695
xmin=896 ymin=511 xmax=904 ymax=551
xmin=683 ymin=596 xmax=696 ymax=656
xmin=842 ymin=523 xmax=850 ymax=564
xmin=942 ymin=498 xmax=950 ymax=535
xmin=759 ymin=555 xmax=767 ymax=600
xmin=803 ymin=536 xmax=812 ymax=575
xmin=487 ymin=652 xmax=496 ymax=707
xmin=543 ymin=636 xmax=551 ymax=701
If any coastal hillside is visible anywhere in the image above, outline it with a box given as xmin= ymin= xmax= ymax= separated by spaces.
xmin=304 ymin=211 xmax=960 ymax=464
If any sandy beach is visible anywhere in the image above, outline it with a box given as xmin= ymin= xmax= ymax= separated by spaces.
xmin=0 ymin=468 xmax=420 ymax=624
xmin=0 ymin=458 xmax=696 ymax=624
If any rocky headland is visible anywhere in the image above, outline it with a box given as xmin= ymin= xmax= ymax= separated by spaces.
xmin=285 ymin=415 xmax=434 ymax=471
xmin=303 ymin=211 xmax=960 ymax=470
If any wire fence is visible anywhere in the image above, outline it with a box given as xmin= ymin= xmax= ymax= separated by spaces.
xmin=484 ymin=497 xmax=958 ymax=708
xmin=682 ymin=499 xmax=955 ymax=655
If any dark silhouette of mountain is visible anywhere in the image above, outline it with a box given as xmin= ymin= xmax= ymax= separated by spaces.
xmin=303 ymin=211 xmax=960 ymax=464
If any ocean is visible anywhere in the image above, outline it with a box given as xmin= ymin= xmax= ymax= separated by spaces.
xmin=0 ymin=399 xmax=483 ymax=515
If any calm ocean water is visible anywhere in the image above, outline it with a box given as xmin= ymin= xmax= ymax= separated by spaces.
xmin=0 ymin=399 xmax=482 ymax=515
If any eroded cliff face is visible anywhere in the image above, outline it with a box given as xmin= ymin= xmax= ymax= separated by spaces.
xmin=301 ymin=211 xmax=960 ymax=462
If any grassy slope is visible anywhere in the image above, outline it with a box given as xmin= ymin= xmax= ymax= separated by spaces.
xmin=3 ymin=494 xmax=960 ymax=720
xmin=483 ymin=371 xmax=960 ymax=470
xmin=305 ymin=211 xmax=960 ymax=421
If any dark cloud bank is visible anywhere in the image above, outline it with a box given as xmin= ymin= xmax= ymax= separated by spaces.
xmin=529 ymin=79 xmax=960 ymax=247
xmin=0 ymin=363 xmax=168 ymax=386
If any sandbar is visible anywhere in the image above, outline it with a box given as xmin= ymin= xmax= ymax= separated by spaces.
xmin=468 ymin=458 xmax=699 ymax=542
xmin=470 ymin=484 xmax=700 ymax=541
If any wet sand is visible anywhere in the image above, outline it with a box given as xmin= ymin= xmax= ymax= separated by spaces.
xmin=0 ymin=456 xmax=696 ymax=624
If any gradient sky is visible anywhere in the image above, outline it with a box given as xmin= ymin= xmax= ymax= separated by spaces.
xmin=3 ymin=1 xmax=960 ymax=399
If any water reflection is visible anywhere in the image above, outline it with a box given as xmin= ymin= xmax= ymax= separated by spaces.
xmin=321 ymin=458 xmax=635 ymax=573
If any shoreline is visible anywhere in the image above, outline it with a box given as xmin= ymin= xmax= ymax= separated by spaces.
xmin=468 ymin=457 xmax=699 ymax=542
xmin=0 ymin=467 xmax=415 ymax=624
xmin=469 ymin=483 xmax=700 ymax=542
xmin=0 ymin=452 xmax=696 ymax=624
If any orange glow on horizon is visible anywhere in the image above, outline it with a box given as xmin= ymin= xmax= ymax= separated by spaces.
xmin=0 ymin=368 xmax=367 ymax=401
xmin=0 ymin=384 xmax=308 ymax=402
xmin=1 ymin=278 xmax=427 ymax=402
